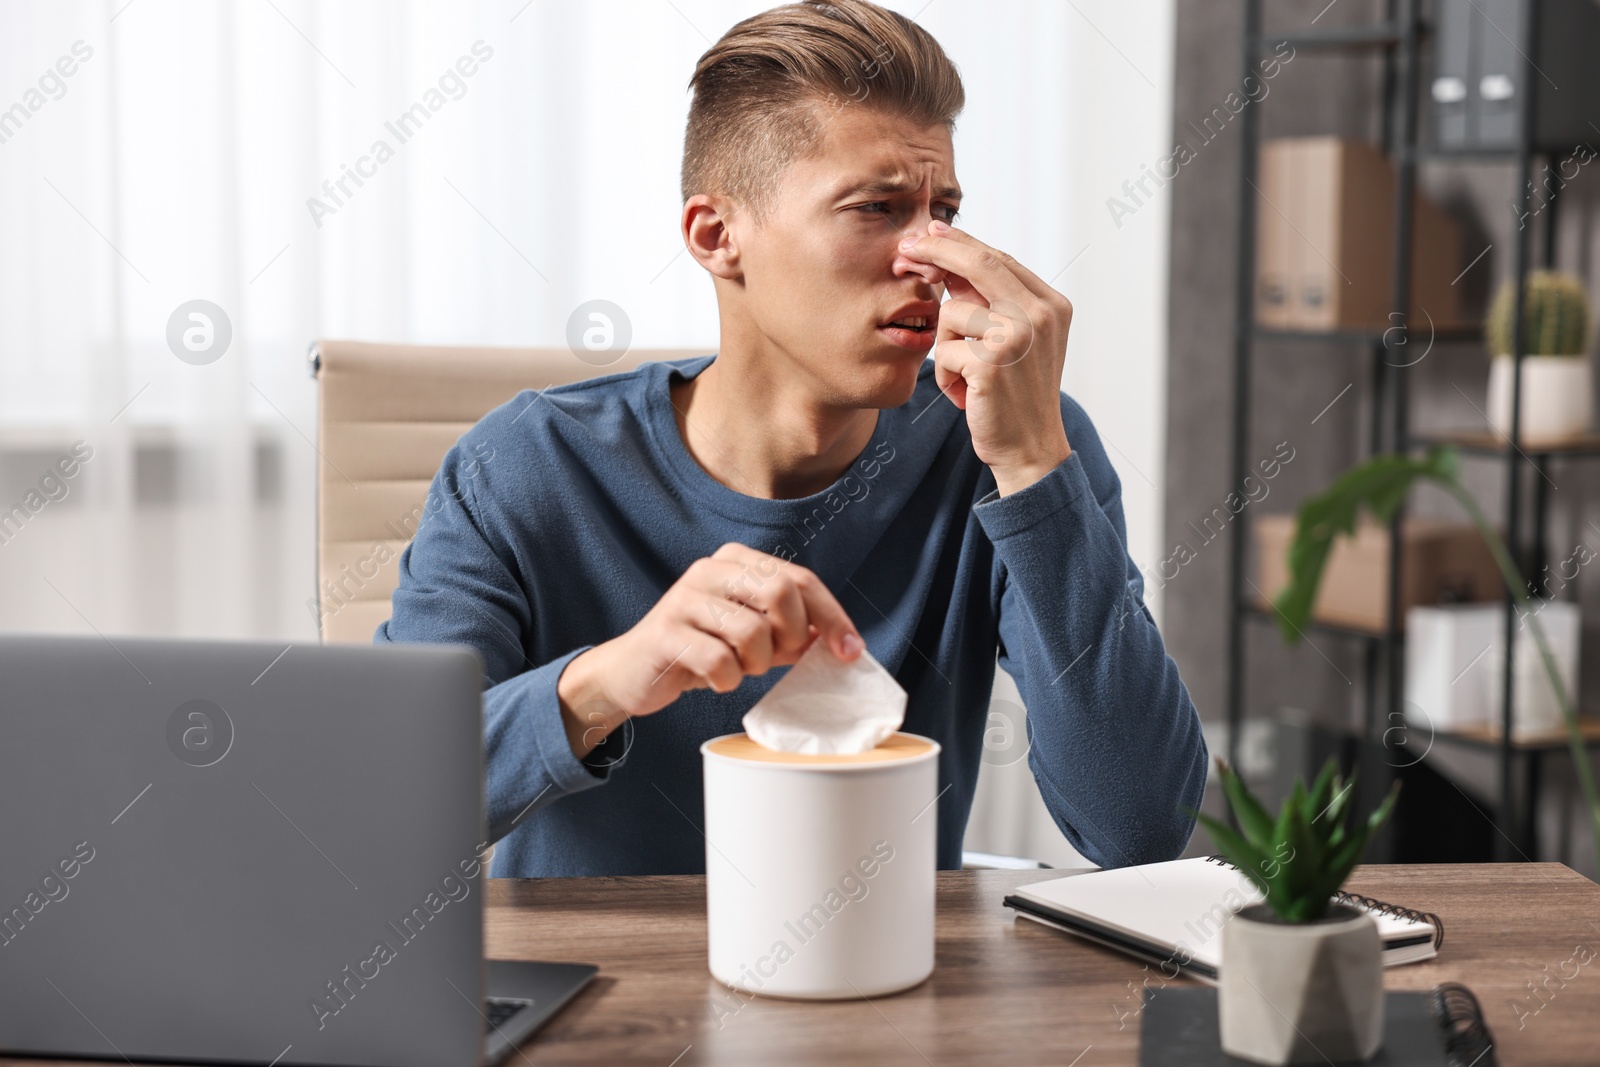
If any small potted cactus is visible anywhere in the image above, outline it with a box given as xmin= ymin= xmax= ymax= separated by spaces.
xmin=1485 ymin=269 xmax=1592 ymax=443
xmin=1194 ymin=758 xmax=1399 ymax=1065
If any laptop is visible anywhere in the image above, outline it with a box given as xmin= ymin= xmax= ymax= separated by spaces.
xmin=0 ymin=634 xmax=597 ymax=1066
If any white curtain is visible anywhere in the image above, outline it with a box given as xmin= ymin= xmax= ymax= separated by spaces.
xmin=0 ymin=0 xmax=1174 ymax=866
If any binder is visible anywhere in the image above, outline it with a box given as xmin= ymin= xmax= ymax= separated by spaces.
xmin=1431 ymin=0 xmax=1600 ymax=153
xmin=1003 ymin=855 xmax=1443 ymax=985
xmin=1253 ymin=140 xmax=1295 ymax=329
xmin=1295 ymin=137 xmax=1341 ymax=330
xmin=1136 ymin=983 xmax=1497 ymax=1066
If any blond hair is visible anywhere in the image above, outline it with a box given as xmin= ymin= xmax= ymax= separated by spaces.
xmin=680 ymin=0 xmax=965 ymax=226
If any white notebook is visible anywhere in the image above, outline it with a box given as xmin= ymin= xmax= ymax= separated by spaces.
xmin=1003 ymin=856 xmax=1442 ymax=985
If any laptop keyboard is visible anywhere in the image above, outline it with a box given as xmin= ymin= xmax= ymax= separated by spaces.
xmin=484 ymin=997 xmax=531 ymax=1031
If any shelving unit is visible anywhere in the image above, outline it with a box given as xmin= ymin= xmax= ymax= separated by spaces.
xmin=1224 ymin=0 xmax=1597 ymax=862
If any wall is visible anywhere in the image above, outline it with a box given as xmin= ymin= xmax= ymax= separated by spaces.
xmin=961 ymin=0 xmax=1177 ymax=868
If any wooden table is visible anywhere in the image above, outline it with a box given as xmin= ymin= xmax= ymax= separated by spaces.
xmin=5 ymin=864 xmax=1595 ymax=1065
xmin=484 ymin=863 xmax=1599 ymax=1065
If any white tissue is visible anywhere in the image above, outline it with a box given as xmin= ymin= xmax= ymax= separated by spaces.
xmin=742 ymin=639 xmax=908 ymax=754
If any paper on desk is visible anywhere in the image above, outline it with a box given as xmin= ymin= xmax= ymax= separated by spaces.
xmin=742 ymin=638 xmax=907 ymax=754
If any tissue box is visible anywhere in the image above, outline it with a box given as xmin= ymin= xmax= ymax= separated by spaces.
xmin=1254 ymin=514 xmax=1502 ymax=633
xmin=1406 ymin=601 xmax=1581 ymax=737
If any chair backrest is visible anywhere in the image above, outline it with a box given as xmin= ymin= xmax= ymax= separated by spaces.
xmin=308 ymin=340 xmax=709 ymax=644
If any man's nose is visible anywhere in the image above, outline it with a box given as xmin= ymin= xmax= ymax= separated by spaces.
xmin=894 ymin=254 xmax=944 ymax=287
xmin=892 ymin=221 xmax=944 ymax=286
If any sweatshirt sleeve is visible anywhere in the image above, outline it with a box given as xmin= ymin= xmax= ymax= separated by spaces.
xmin=373 ymin=437 xmax=613 ymax=846
xmin=972 ymin=393 xmax=1208 ymax=868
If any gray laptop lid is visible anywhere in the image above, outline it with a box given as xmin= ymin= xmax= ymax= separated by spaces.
xmin=0 ymin=634 xmax=489 ymax=1067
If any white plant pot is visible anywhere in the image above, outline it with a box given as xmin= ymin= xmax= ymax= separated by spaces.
xmin=1486 ymin=355 xmax=1592 ymax=443
xmin=1218 ymin=903 xmax=1384 ymax=1065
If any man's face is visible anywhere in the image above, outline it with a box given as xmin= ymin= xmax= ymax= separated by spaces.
xmin=726 ymin=103 xmax=959 ymax=408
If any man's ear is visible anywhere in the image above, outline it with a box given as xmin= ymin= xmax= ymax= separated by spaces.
xmin=683 ymin=194 xmax=743 ymax=280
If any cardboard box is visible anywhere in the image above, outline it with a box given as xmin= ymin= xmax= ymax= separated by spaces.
xmin=1253 ymin=513 xmax=1502 ymax=633
xmin=1253 ymin=137 xmax=1464 ymax=332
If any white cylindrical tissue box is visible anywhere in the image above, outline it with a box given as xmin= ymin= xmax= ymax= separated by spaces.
xmin=700 ymin=732 xmax=939 ymax=1000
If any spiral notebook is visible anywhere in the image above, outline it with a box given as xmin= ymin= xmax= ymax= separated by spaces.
xmin=1002 ymin=856 xmax=1443 ymax=984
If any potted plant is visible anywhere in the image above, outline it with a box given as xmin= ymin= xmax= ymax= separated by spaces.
xmin=1195 ymin=759 xmax=1398 ymax=1065
xmin=1485 ymin=269 xmax=1592 ymax=443
xmin=1271 ymin=446 xmax=1600 ymax=868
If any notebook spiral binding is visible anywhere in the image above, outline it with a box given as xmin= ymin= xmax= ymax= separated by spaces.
xmin=1430 ymin=982 xmax=1497 ymax=1067
xmin=1203 ymin=855 xmax=1446 ymax=950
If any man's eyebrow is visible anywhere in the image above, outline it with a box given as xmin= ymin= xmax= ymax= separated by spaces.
xmin=836 ymin=177 xmax=963 ymax=201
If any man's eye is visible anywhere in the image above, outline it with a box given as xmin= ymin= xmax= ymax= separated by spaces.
xmin=856 ymin=202 xmax=961 ymax=223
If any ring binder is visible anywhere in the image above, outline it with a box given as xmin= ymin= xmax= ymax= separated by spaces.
xmin=1430 ymin=982 xmax=1498 ymax=1067
xmin=1138 ymin=984 xmax=1496 ymax=1065
xmin=1204 ymin=854 xmax=1446 ymax=950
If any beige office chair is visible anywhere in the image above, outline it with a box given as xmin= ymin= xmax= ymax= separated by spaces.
xmin=307 ymin=339 xmax=708 ymax=645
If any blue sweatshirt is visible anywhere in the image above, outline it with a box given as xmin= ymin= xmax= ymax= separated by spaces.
xmin=375 ymin=354 xmax=1207 ymax=877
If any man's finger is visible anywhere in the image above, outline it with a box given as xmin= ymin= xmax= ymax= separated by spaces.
xmin=915 ymin=224 xmax=1065 ymax=306
xmin=762 ymin=580 xmax=813 ymax=663
xmin=692 ymin=598 xmax=775 ymax=677
xmin=707 ymin=543 xmax=857 ymax=659
xmin=676 ymin=627 xmax=745 ymax=693
xmin=937 ymin=297 xmax=1033 ymax=369
xmin=779 ymin=561 xmax=861 ymax=661
xmin=700 ymin=551 xmax=806 ymax=654
xmin=932 ymin=355 xmax=970 ymax=411
xmin=937 ymin=297 xmax=1017 ymax=343
xmin=903 ymin=231 xmax=1034 ymax=308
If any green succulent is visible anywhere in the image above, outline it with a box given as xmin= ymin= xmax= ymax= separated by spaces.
xmin=1486 ymin=269 xmax=1590 ymax=357
xmin=1193 ymin=757 xmax=1398 ymax=923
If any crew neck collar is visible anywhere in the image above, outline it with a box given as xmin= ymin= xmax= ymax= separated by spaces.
xmin=641 ymin=354 xmax=898 ymax=527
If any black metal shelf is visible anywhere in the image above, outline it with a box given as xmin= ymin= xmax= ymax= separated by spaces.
xmin=1251 ymin=24 xmax=1404 ymax=52
xmin=1424 ymin=718 xmax=1600 ymax=752
xmin=1240 ymin=603 xmax=1395 ymax=643
xmin=1408 ymin=146 xmax=1598 ymax=164
xmin=1252 ymin=324 xmax=1484 ymax=344
xmin=1225 ymin=0 xmax=1575 ymax=864
xmin=1407 ymin=147 xmax=1522 ymax=163
xmin=1411 ymin=431 xmax=1600 ymax=458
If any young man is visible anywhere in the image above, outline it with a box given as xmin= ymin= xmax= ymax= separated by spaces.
xmin=377 ymin=0 xmax=1206 ymax=877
